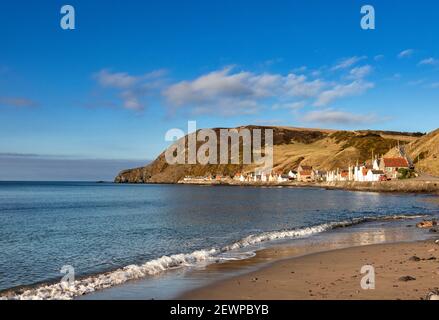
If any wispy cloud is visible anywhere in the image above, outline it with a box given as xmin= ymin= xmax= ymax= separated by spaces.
xmin=331 ymin=56 xmax=367 ymax=71
xmin=292 ymin=66 xmax=307 ymax=73
xmin=0 ymin=97 xmax=38 ymax=108
xmin=301 ymin=109 xmax=378 ymax=125
xmin=272 ymin=101 xmax=306 ymax=110
xmin=93 ymin=69 xmax=167 ymax=111
xmin=92 ymin=56 xmax=378 ymax=117
xmin=418 ymin=57 xmax=438 ymax=66
xmin=398 ymin=49 xmax=414 ymax=59
xmin=94 ymin=70 xmax=140 ymax=89
xmin=314 ymin=81 xmax=374 ymax=107
xmin=347 ymin=65 xmax=373 ymax=79
xmin=260 ymin=58 xmax=284 ymax=67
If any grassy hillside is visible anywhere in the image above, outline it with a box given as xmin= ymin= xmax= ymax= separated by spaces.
xmin=115 ymin=126 xmax=424 ymax=183
xmin=386 ymin=129 xmax=439 ymax=177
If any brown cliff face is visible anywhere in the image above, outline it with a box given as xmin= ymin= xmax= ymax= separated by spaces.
xmin=114 ymin=126 xmax=427 ymax=183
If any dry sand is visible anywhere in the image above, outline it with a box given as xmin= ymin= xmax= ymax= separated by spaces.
xmin=181 ymin=239 xmax=439 ymax=300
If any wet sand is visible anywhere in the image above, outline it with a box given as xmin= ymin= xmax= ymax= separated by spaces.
xmin=78 ymin=218 xmax=438 ymax=300
xmin=181 ymin=239 xmax=439 ymax=300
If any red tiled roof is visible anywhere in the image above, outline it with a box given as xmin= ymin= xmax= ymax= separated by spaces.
xmin=300 ymin=170 xmax=312 ymax=176
xmin=383 ymin=158 xmax=409 ymax=168
xmin=299 ymin=165 xmax=313 ymax=171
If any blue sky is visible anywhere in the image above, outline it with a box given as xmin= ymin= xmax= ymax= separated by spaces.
xmin=1 ymin=0 xmax=439 ymax=179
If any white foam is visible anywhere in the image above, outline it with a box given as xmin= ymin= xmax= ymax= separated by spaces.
xmin=1 ymin=214 xmax=426 ymax=300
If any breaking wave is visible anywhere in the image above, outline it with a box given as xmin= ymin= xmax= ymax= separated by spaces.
xmin=0 ymin=214 xmax=426 ymax=300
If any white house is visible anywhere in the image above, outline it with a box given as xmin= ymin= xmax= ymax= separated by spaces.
xmin=268 ymin=173 xmax=276 ymax=182
xmin=277 ymin=174 xmax=288 ymax=183
xmin=288 ymin=170 xmax=297 ymax=180
xmin=327 ymin=168 xmax=350 ymax=182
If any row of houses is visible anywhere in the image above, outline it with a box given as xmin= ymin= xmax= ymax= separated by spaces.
xmin=326 ymin=157 xmax=411 ymax=182
xmin=233 ymin=171 xmax=295 ymax=183
xmin=182 ymin=156 xmax=412 ymax=184
xmin=293 ymin=156 xmax=411 ymax=183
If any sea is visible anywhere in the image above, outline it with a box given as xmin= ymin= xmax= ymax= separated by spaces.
xmin=0 ymin=181 xmax=437 ymax=299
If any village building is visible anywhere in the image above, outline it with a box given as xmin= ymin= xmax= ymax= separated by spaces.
xmin=379 ymin=157 xmax=410 ymax=179
xmin=354 ymin=166 xmax=369 ymax=182
xmin=339 ymin=169 xmax=350 ymax=181
xmin=268 ymin=172 xmax=275 ymax=182
xmin=297 ymin=165 xmax=314 ymax=182
xmin=327 ymin=168 xmax=350 ymax=182
xmin=288 ymin=170 xmax=297 ymax=180
xmin=314 ymin=170 xmax=327 ymax=182
xmin=233 ymin=173 xmax=246 ymax=182
xmin=370 ymin=169 xmax=386 ymax=181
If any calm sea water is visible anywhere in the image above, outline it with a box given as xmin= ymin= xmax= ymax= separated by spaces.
xmin=0 ymin=182 xmax=437 ymax=294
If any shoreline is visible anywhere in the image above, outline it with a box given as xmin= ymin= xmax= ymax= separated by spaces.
xmin=180 ymin=238 xmax=439 ymax=300
xmin=114 ymin=179 xmax=439 ymax=195
xmin=80 ymin=216 xmax=438 ymax=300
xmin=2 ymin=216 xmax=437 ymax=300
xmin=179 ymin=180 xmax=439 ymax=194
xmin=0 ymin=192 xmax=437 ymax=299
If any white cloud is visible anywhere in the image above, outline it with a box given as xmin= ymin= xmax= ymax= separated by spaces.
xmin=301 ymin=109 xmax=378 ymax=125
xmin=331 ymin=56 xmax=367 ymax=71
xmin=272 ymin=101 xmax=306 ymax=110
xmin=314 ymin=81 xmax=374 ymax=107
xmin=398 ymin=49 xmax=414 ymax=59
xmin=348 ymin=65 xmax=373 ymax=79
xmin=283 ymin=74 xmax=326 ymax=97
xmin=164 ymin=68 xmax=260 ymax=107
xmin=374 ymin=55 xmax=385 ymax=61
xmin=94 ymin=70 xmax=139 ymax=89
xmin=92 ymin=60 xmax=377 ymax=116
xmin=418 ymin=57 xmax=438 ymax=66
xmin=310 ymin=70 xmax=322 ymax=77
xmin=192 ymin=99 xmax=261 ymax=116
xmin=163 ymin=67 xmax=328 ymax=116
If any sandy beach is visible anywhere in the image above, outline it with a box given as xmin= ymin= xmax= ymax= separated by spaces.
xmin=181 ymin=238 xmax=439 ymax=300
